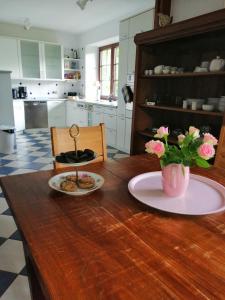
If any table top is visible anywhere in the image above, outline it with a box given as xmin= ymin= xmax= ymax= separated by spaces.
xmin=1 ymin=154 xmax=225 ymax=300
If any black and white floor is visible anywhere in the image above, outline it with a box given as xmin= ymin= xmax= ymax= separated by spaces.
xmin=0 ymin=129 xmax=129 ymax=299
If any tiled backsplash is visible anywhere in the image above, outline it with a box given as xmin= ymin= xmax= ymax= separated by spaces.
xmin=11 ymin=80 xmax=82 ymax=99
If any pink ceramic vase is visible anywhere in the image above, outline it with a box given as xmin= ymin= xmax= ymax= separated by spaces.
xmin=161 ymin=163 xmax=190 ymax=197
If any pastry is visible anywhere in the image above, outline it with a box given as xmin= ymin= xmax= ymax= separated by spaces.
xmin=66 ymin=175 xmax=77 ymax=182
xmin=60 ymin=180 xmax=77 ymax=192
xmin=78 ymin=175 xmax=95 ymax=189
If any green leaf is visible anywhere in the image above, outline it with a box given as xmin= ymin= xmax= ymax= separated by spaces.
xmin=195 ymin=157 xmax=210 ymax=168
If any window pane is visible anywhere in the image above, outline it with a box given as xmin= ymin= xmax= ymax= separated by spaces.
xmin=114 ymin=47 xmax=119 ymax=64
xmin=113 ymin=80 xmax=118 ymax=97
xmin=101 ymin=80 xmax=110 ymax=96
xmin=100 ymin=65 xmax=110 ymax=81
xmin=100 ymin=49 xmax=111 ymax=65
xmin=114 ymin=64 xmax=118 ymax=81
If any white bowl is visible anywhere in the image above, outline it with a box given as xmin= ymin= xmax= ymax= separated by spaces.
xmin=202 ymin=104 xmax=214 ymax=111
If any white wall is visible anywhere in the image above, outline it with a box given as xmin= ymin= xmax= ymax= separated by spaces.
xmin=77 ymin=19 xmax=119 ymax=47
xmin=0 ymin=21 xmax=78 ymax=48
xmin=171 ymin=0 xmax=225 ymax=23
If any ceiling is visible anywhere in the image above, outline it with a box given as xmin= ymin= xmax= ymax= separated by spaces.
xmin=0 ymin=0 xmax=155 ymax=34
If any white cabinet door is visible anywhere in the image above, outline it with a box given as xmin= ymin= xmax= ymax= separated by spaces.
xmin=44 ymin=43 xmax=63 ymax=80
xmin=92 ymin=111 xmax=104 ymax=125
xmin=119 ymin=19 xmax=129 ymax=40
xmin=20 ymin=40 xmax=41 ymax=79
xmin=13 ymin=101 xmax=25 ymax=131
xmin=117 ymin=39 xmax=128 ymax=117
xmin=66 ymin=101 xmax=79 ymax=126
xmin=129 ymin=9 xmax=154 ymax=37
xmin=116 ymin=115 xmax=125 ymax=151
xmin=127 ymin=38 xmax=136 ymax=75
xmin=106 ymin=128 xmax=117 ymax=147
xmin=104 ymin=114 xmax=117 ymax=130
xmin=0 ymin=37 xmax=20 ymax=79
xmin=124 ymin=117 xmax=132 ymax=153
xmin=78 ymin=108 xmax=88 ymax=126
xmin=47 ymin=101 xmax=66 ymax=127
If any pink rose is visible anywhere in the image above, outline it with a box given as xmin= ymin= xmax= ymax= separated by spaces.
xmin=145 ymin=140 xmax=165 ymax=158
xmin=178 ymin=134 xmax=185 ymax=143
xmin=154 ymin=126 xmax=169 ymax=138
xmin=197 ymin=143 xmax=215 ymax=160
xmin=189 ymin=126 xmax=200 ymax=139
xmin=203 ymin=133 xmax=218 ymax=146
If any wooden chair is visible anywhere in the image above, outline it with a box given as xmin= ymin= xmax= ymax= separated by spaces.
xmin=214 ymin=121 xmax=225 ymax=169
xmin=50 ymin=123 xmax=107 ymax=169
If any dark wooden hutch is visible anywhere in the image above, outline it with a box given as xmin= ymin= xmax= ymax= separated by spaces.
xmin=131 ymin=8 xmax=225 ymax=167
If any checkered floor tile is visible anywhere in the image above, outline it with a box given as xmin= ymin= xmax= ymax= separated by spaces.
xmin=0 ymin=129 xmax=129 ymax=299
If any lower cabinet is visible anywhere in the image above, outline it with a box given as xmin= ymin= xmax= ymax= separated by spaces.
xmin=116 ymin=115 xmax=126 ymax=150
xmin=66 ymin=101 xmax=88 ymax=127
xmin=124 ymin=117 xmax=132 ymax=153
xmin=13 ymin=100 xmax=25 ymax=131
xmin=47 ymin=101 xmax=66 ymax=127
xmin=106 ymin=128 xmax=117 ymax=147
xmin=92 ymin=111 xmax=104 ymax=125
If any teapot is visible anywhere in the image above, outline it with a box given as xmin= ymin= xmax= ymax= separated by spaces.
xmin=209 ymin=56 xmax=225 ymax=72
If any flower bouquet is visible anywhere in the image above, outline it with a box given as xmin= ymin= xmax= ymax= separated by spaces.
xmin=145 ymin=126 xmax=218 ymax=197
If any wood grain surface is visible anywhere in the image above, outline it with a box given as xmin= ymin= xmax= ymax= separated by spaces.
xmin=1 ymin=154 xmax=225 ymax=300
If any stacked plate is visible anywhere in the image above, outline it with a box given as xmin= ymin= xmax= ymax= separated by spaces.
xmin=219 ymin=96 xmax=225 ymax=112
xmin=186 ymin=98 xmax=205 ymax=109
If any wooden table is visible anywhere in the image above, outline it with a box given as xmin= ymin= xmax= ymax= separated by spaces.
xmin=1 ymin=154 xmax=225 ymax=300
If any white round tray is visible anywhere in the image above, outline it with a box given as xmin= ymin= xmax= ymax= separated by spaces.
xmin=128 ymin=171 xmax=225 ymax=215
xmin=49 ymin=171 xmax=104 ymax=196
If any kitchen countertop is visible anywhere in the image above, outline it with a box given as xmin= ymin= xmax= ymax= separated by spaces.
xmin=14 ymin=98 xmax=118 ymax=108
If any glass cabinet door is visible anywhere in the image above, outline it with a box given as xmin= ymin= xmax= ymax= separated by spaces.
xmin=44 ymin=43 xmax=62 ymax=79
xmin=20 ymin=40 xmax=40 ymax=78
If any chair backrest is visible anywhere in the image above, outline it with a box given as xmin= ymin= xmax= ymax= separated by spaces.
xmin=214 ymin=122 xmax=225 ymax=169
xmin=51 ymin=123 xmax=107 ymax=169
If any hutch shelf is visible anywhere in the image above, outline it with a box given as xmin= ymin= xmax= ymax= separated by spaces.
xmin=131 ymin=9 xmax=225 ymax=167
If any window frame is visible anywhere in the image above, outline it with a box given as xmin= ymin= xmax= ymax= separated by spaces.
xmin=98 ymin=42 xmax=119 ymax=100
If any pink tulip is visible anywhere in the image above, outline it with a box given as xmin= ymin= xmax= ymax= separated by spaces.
xmin=197 ymin=143 xmax=215 ymax=160
xmin=154 ymin=126 xmax=169 ymax=138
xmin=145 ymin=140 xmax=165 ymax=158
xmin=178 ymin=134 xmax=185 ymax=143
xmin=203 ymin=133 xmax=218 ymax=146
xmin=189 ymin=126 xmax=200 ymax=139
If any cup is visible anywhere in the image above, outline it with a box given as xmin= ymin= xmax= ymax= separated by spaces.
xmin=144 ymin=70 xmax=149 ymax=76
xmin=191 ymin=101 xmax=197 ymax=110
xmin=183 ymin=100 xmax=188 ymax=109
xmin=201 ymin=61 xmax=209 ymax=69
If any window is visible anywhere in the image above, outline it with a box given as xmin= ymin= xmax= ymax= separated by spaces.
xmin=99 ymin=43 xmax=119 ymax=99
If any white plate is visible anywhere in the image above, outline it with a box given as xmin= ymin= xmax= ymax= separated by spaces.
xmin=128 ymin=172 xmax=225 ymax=215
xmin=48 ymin=171 xmax=104 ymax=196
xmin=54 ymin=153 xmax=98 ymax=167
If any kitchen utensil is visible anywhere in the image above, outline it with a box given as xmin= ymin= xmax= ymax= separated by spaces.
xmin=154 ymin=65 xmax=164 ymax=75
xmin=209 ymin=56 xmax=225 ymax=71
xmin=202 ymin=104 xmax=214 ymax=111
xmin=18 ymin=86 xmax=27 ymax=99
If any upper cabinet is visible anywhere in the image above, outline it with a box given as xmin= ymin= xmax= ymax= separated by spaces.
xmin=44 ymin=43 xmax=63 ymax=80
xmin=0 ymin=37 xmax=20 ymax=79
xmin=129 ymin=9 xmax=154 ymax=37
xmin=20 ymin=40 xmax=41 ymax=79
xmin=119 ymin=19 xmax=129 ymax=40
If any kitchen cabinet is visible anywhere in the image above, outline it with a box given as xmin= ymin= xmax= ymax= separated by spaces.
xmin=0 ymin=37 xmax=20 ymax=79
xmin=66 ymin=101 xmax=88 ymax=127
xmin=47 ymin=101 xmax=66 ymax=127
xmin=124 ymin=117 xmax=132 ymax=153
xmin=20 ymin=40 xmax=41 ymax=79
xmin=127 ymin=38 xmax=136 ymax=75
xmin=129 ymin=9 xmax=154 ymax=37
xmin=92 ymin=105 xmax=104 ymax=125
xmin=116 ymin=115 xmax=126 ymax=150
xmin=44 ymin=43 xmax=63 ymax=80
xmin=119 ymin=19 xmax=129 ymax=41
xmin=13 ymin=100 xmax=25 ymax=131
xmin=131 ymin=9 xmax=225 ymax=157
xmin=106 ymin=128 xmax=117 ymax=147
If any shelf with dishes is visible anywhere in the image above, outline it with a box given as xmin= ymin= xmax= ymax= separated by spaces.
xmin=140 ymin=71 xmax=225 ymax=79
xmin=138 ymin=129 xmax=178 ymax=144
xmin=139 ymin=104 xmax=224 ymax=117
